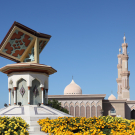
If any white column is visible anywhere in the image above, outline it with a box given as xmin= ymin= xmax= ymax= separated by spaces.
xmin=46 ymin=89 xmax=48 ymax=104
xmin=44 ymin=89 xmax=46 ymax=104
xmin=28 ymin=87 xmax=30 ymax=104
xmin=69 ymin=105 xmax=70 ymax=115
xmin=96 ymin=103 xmax=97 ymax=117
xmin=9 ymin=89 xmax=11 ymax=105
xmin=41 ymin=88 xmax=44 ymax=104
xmin=90 ymin=103 xmax=91 ymax=117
xmin=85 ymin=104 xmax=86 ymax=117
xmin=14 ymin=87 xmax=17 ymax=105
xmin=74 ymin=105 xmax=75 ymax=117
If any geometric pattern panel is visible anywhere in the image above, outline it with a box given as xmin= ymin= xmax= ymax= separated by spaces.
xmin=80 ymin=105 xmax=85 ymax=117
xmin=39 ymin=40 xmax=48 ymax=53
xmin=91 ymin=105 xmax=96 ymax=118
xmin=2 ymin=30 xmax=33 ymax=59
xmin=86 ymin=106 xmax=90 ymax=118
xmin=23 ymin=47 xmax=34 ymax=62
xmin=97 ymin=105 xmax=101 ymax=117
xmin=75 ymin=106 xmax=79 ymax=117
xmin=70 ymin=106 xmax=74 ymax=116
xmin=20 ymin=85 xmax=25 ymax=97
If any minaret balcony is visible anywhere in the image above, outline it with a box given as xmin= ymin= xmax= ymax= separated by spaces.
xmin=122 ymin=43 xmax=128 ymax=47
xmin=117 ymin=54 xmax=122 ymax=58
xmin=116 ymin=78 xmax=122 ymax=83
xmin=117 ymin=64 xmax=122 ymax=69
xmin=121 ymin=54 xmax=129 ymax=60
xmin=121 ymin=71 xmax=130 ymax=76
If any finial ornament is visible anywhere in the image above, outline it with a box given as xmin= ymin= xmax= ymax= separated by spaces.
xmin=111 ymin=90 xmax=113 ymax=94
xmin=123 ymin=33 xmax=126 ymax=43
xmin=119 ymin=48 xmax=121 ymax=54
xmin=72 ymin=76 xmax=73 ymax=80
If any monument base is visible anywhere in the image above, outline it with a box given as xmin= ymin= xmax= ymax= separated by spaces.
xmin=0 ymin=105 xmax=72 ymax=134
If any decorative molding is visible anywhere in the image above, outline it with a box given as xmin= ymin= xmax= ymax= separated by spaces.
xmin=86 ymin=102 xmax=90 ymax=106
xmin=117 ymin=64 xmax=122 ymax=69
xmin=121 ymin=71 xmax=130 ymax=77
xmin=80 ymin=101 xmax=85 ymax=107
xmin=70 ymin=102 xmax=74 ymax=107
xmin=64 ymin=102 xmax=69 ymax=107
xmin=75 ymin=102 xmax=79 ymax=106
xmin=91 ymin=101 xmax=96 ymax=107
xmin=8 ymin=89 xmax=11 ymax=92
xmin=97 ymin=101 xmax=101 ymax=106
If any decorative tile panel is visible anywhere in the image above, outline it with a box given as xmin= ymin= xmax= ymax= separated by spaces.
xmin=2 ymin=30 xmax=33 ymax=59
xmin=24 ymin=47 xmax=34 ymax=62
xmin=39 ymin=40 xmax=48 ymax=53
xmin=20 ymin=85 xmax=25 ymax=97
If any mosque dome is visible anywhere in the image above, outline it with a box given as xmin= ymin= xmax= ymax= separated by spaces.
xmin=64 ymin=79 xmax=82 ymax=95
xmin=108 ymin=94 xmax=116 ymax=100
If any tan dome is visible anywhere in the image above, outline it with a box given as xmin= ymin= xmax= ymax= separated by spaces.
xmin=108 ymin=94 xmax=116 ymax=100
xmin=64 ymin=79 xmax=82 ymax=95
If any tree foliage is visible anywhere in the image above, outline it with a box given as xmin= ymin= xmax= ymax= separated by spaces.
xmin=48 ymin=99 xmax=69 ymax=114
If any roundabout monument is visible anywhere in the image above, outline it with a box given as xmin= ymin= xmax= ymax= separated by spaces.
xmin=0 ymin=22 xmax=71 ymax=134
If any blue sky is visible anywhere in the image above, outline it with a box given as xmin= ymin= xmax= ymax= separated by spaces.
xmin=0 ymin=1 xmax=135 ymax=108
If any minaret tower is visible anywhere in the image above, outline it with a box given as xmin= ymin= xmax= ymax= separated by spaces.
xmin=117 ymin=47 xmax=122 ymax=99
xmin=117 ymin=34 xmax=130 ymax=100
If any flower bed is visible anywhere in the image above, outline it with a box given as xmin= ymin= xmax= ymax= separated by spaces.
xmin=0 ymin=116 xmax=29 ymax=135
xmin=37 ymin=115 xmax=135 ymax=135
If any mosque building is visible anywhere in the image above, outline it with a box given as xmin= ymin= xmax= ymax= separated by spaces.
xmin=48 ymin=35 xmax=135 ymax=120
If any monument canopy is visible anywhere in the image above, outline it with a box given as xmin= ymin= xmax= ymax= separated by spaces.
xmin=0 ymin=21 xmax=51 ymax=63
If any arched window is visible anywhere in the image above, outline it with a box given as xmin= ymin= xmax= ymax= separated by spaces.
xmin=110 ymin=108 xmax=116 ymax=113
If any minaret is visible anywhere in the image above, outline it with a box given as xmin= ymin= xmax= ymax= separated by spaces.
xmin=117 ymin=47 xmax=122 ymax=99
xmin=117 ymin=34 xmax=130 ymax=100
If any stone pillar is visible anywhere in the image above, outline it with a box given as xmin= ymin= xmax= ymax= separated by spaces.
xmin=46 ymin=89 xmax=48 ymax=105
xmin=8 ymin=89 xmax=11 ymax=106
xmin=14 ymin=87 xmax=17 ymax=105
xmin=28 ymin=87 xmax=30 ymax=104
xmin=96 ymin=103 xmax=97 ymax=117
xmin=74 ymin=105 xmax=75 ymax=117
xmin=41 ymin=87 xmax=44 ymax=104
